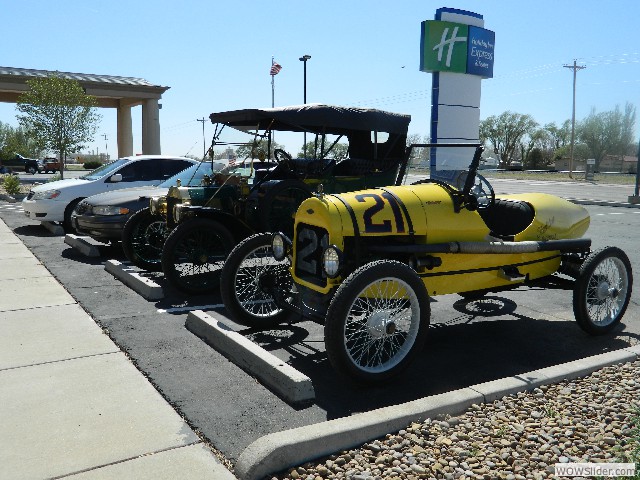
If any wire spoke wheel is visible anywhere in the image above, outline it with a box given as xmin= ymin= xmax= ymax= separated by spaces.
xmin=122 ymin=208 xmax=167 ymax=271
xmin=162 ymin=218 xmax=234 ymax=294
xmin=325 ymin=260 xmax=430 ymax=383
xmin=220 ymin=233 xmax=292 ymax=327
xmin=573 ymin=246 xmax=632 ymax=335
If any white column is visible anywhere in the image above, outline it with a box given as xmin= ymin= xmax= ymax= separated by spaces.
xmin=142 ymin=99 xmax=161 ymax=155
xmin=117 ymin=102 xmax=133 ymax=158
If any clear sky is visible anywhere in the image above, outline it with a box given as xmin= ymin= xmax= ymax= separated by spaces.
xmin=1 ymin=0 xmax=639 ymax=158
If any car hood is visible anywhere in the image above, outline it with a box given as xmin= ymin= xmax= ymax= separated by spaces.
xmin=83 ymin=186 xmax=170 ymax=206
xmin=30 ymin=178 xmax=90 ymax=191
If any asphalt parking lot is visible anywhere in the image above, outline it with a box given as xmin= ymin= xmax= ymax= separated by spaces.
xmin=0 ymin=201 xmax=638 ymax=468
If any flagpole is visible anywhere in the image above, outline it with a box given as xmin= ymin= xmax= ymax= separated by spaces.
xmin=271 ymin=56 xmax=275 ymax=108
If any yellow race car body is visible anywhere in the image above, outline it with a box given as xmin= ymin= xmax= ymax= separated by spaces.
xmin=290 ymin=184 xmax=589 ymax=300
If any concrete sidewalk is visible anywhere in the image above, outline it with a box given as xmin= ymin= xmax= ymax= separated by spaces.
xmin=0 ymin=218 xmax=236 ymax=480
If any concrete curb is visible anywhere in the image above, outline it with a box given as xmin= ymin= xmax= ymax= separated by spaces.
xmin=568 ymin=198 xmax=640 ymax=209
xmin=235 ymin=346 xmax=640 ymax=480
xmin=64 ymin=234 xmax=105 ymax=257
xmin=185 ymin=310 xmax=315 ymax=406
xmin=104 ymin=259 xmax=165 ymax=300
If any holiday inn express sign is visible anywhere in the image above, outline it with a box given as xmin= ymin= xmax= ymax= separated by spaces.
xmin=420 ymin=20 xmax=495 ymax=78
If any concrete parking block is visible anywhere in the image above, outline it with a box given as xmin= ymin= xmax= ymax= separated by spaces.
xmin=0 ymin=304 xmax=119 ymax=370
xmin=186 ymin=310 xmax=315 ymax=405
xmin=0 ymin=352 xmax=200 ymax=480
xmin=104 ymin=259 xmax=164 ymax=300
xmin=0 ymin=256 xmax=51 ymax=279
xmin=0 ymin=276 xmax=75 ymax=311
xmin=42 ymin=220 xmax=65 ymax=235
xmin=65 ymin=233 xmax=105 ymax=257
xmin=236 ymin=387 xmax=484 ymax=480
xmin=63 ymin=443 xmax=237 ymax=480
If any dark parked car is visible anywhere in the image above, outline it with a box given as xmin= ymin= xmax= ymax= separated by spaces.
xmin=17 ymin=154 xmax=42 ymax=174
xmin=71 ymin=161 xmax=223 ymax=242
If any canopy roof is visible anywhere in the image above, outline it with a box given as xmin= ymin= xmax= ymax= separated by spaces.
xmin=209 ymin=104 xmax=411 ymax=136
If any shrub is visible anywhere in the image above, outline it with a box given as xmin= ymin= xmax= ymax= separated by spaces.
xmin=83 ymin=161 xmax=102 ymax=170
xmin=2 ymin=174 xmax=21 ymax=195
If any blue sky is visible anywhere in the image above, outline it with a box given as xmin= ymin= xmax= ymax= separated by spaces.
xmin=1 ymin=0 xmax=639 ymax=158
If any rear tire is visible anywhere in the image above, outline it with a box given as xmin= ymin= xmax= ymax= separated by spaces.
xmin=573 ymin=246 xmax=632 ymax=335
xmin=161 ymin=217 xmax=235 ymax=294
xmin=121 ymin=207 xmax=167 ymax=271
xmin=325 ymin=260 xmax=430 ymax=383
xmin=220 ymin=233 xmax=291 ymax=328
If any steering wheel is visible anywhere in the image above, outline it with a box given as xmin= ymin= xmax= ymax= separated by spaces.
xmin=468 ymin=173 xmax=495 ymax=210
xmin=273 ymin=148 xmax=293 ymax=164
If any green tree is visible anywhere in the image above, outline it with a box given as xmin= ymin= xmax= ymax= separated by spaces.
xmin=16 ymin=74 xmax=101 ymax=179
xmin=298 ymin=140 xmax=349 ymax=160
xmin=0 ymin=122 xmax=42 ymax=162
xmin=235 ymin=138 xmax=283 ymax=161
xmin=577 ymin=103 xmax=636 ymax=170
xmin=544 ymin=120 xmax=571 ymax=150
xmin=479 ymin=111 xmax=538 ymax=168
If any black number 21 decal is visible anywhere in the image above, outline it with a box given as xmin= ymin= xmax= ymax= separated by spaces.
xmin=355 ymin=192 xmax=405 ymax=233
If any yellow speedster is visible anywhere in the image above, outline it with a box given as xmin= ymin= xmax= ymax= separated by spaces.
xmin=220 ymin=145 xmax=633 ymax=383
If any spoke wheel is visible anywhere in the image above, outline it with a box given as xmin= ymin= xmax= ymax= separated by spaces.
xmin=161 ymin=218 xmax=234 ymax=294
xmin=573 ymin=246 xmax=632 ymax=335
xmin=325 ymin=260 xmax=430 ymax=383
xmin=220 ymin=233 xmax=291 ymax=327
xmin=122 ymin=207 xmax=167 ymax=271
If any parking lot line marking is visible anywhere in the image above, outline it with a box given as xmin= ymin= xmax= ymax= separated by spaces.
xmin=158 ymin=303 xmax=224 ymax=314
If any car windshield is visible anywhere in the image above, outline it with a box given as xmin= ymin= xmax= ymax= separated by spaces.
xmin=404 ymin=144 xmax=481 ymax=189
xmin=80 ymin=159 xmax=130 ymax=180
xmin=159 ymin=162 xmax=220 ymax=187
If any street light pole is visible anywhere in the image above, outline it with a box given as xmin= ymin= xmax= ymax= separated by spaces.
xmin=299 ymin=54 xmax=311 ymax=154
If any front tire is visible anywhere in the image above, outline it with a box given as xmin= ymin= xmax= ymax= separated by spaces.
xmin=161 ymin=217 xmax=235 ymax=294
xmin=63 ymin=198 xmax=83 ymax=233
xmin=573 ymin=246 xmax=632 ymax=335
xmin=220 ymin=233 xmax=291 ymax=328
xmin=121 ymin=207 xmax=167 ymax=271
xmin=324 ymin=260 xmax=430 ymax=383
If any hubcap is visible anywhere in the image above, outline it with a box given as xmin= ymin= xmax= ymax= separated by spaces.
xmin=366 ymin=311 xmax=394 ymax=339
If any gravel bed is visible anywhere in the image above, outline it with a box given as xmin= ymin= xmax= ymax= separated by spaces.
xmin=270 ymin=360 xmax=640 ymax=480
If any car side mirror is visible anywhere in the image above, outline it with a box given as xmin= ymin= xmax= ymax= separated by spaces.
xmin=109 ymin=173 xmax=123 ymax=183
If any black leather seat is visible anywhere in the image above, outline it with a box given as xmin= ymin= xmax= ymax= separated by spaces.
xmin=479 ymin=198 xmax=535 ymax=237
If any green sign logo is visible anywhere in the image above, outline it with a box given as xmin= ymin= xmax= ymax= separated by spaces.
xmin=421 ymin=20 xmax=469 ymax=74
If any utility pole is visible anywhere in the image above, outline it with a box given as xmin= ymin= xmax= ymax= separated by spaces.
xmin=197 ymin=118 xmax=207 ymax=158
xmin=563 ymin=59 xmax=586 ymax=178
xmin=102 ymin=134 xmax=108 ymax=160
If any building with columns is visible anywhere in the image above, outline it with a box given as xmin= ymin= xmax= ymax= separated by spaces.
xmin=0 ymin=66 xmax=168 ymax=157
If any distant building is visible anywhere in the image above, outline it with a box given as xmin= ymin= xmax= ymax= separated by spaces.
xmin=555 ymin=155 xmax=637 ymax=173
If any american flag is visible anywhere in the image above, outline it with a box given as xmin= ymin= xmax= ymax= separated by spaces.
xmin=229 ymin=156 xmax=237 ymax=167
xmin=270 ymin=62 xmax=282 ymax=76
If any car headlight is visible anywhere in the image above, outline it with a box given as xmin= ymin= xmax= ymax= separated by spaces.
xmin=92 ymin=205 xmax=130 ymax=216
xmin=322 ymin=245 xmax=343 ymax=278
xmin=272 ymin=232 xmax=291 ymax=261
xmin=31 ymin=189 xmax=61 ymax=200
